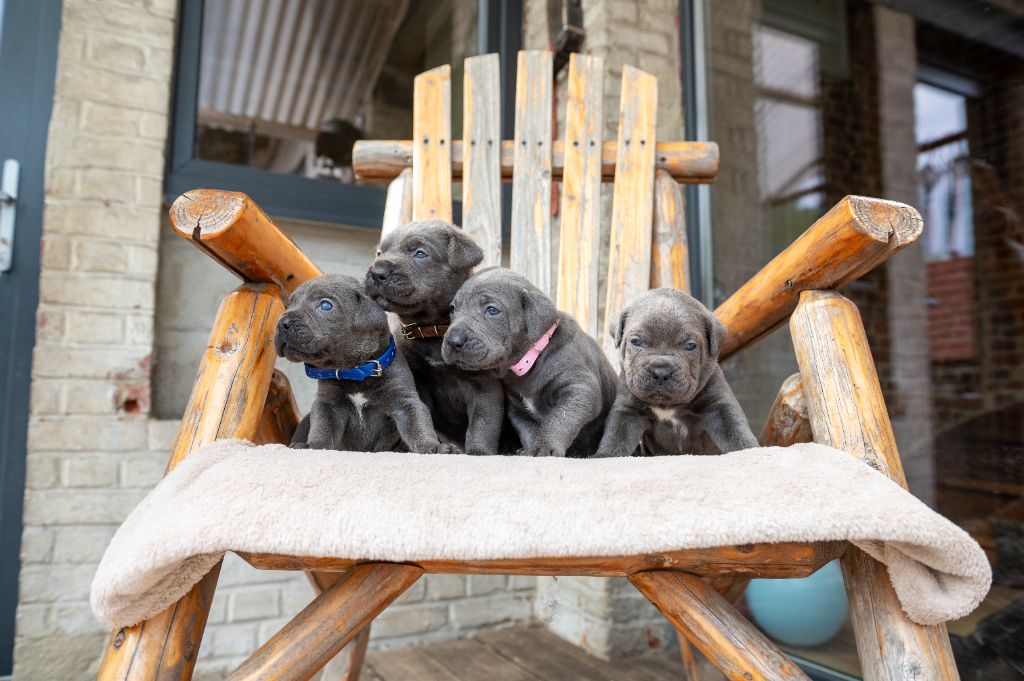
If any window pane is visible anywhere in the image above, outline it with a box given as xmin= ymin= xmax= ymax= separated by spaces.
xmin=194 ymin=0 xmax=477 ymax=183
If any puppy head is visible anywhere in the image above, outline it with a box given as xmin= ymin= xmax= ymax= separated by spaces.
xmin=274 ymin=274 xmax=390 ymax=368
xmin=442 ymin=268 xmax=558 ymax=371
xmin=364 ymin=221 xmax=484 ymax=320
xmin=610 ymin=288 xmax=725 ymax=405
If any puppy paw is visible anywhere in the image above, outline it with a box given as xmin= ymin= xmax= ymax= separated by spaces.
xmin=420 ymin=441 xmax=463 ymax=455
xmin=519 ymin=444 xmax=565 ymax=458
xmin=289 ymin=442 xmax=310 ymax=450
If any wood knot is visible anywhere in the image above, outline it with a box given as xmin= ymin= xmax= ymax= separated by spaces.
xmin=215 ymin=323 xmax=240 ymax=358
xmin=113 ymin=628 xmax=126 ymax=648
xmin=735 ymin=543 xmax=756 ymax=553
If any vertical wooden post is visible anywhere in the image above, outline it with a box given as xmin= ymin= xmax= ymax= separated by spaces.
xmin=791 ymin=290 xmax=959 ymax=681
xmin=412 ymin=65 xmax=453 ymax=222
xmin=97 ymin=284 xmax=284 ymax=681
xmin=462 ymin=53 xmax=503 ymax=267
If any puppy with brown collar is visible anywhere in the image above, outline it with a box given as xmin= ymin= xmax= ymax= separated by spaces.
xmin=364 ymin=221 xmax=506 ymax=455
xmin=594 ymin=288 xmax=757 ymax=458
xmin=274 ymin=273 xmax=456 ymax=453
xmin=442 ymin=267 xmax=617 ymax=458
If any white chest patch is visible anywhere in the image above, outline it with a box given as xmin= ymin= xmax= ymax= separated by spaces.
xmin=348 ymin=392 xmax=368 ymax=419
xmin=651 ymin=406 xmax=681 ymax=425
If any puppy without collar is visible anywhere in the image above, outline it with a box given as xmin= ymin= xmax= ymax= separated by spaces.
xmin=442 ymin=268 xmax=617 ymax=458
xmin=364 ymin=221 xmax=506 ymax=455
xmin=594 ymin=288 xmax=757 ymax=457
xmin=274 ymin=273 xmax=455 ymax=453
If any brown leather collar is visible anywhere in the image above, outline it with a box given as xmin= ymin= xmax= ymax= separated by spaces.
xmin=401 ymin=319 xmax=450 ymax=340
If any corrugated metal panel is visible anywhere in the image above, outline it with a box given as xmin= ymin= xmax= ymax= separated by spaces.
xmin=199 ymin=0 xmax=409 ymax=137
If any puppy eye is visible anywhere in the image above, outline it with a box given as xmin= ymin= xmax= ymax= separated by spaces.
xmin=375 ymin=249 xmax=382 ymax=257
xmin=317 ymin=299 xmax=334 ymax=312
xmin=684 ymin=340 xmax=697 ymax=351
xmin=449 ymin=304 xmax=456 ymax=314
xmin=630 ymin=337 xmax=643 ymax=347
xmin=413 ymin=249 xmax=428 ymax=259
xmin=485 ymin=305 xmax=500 ymax=316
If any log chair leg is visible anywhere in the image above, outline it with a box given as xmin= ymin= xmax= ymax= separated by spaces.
xmin=305 ymin=571 xmax=372 ymax=681
xmin=791 ymin=290 xmax=960 ymax=681
xmin=226 ymin=564 xmax=422 ymax=681
xmin=631 ymin=571 xmax=810 ymax=681
xmin=96 ymin=284 xmax=284 ymax=681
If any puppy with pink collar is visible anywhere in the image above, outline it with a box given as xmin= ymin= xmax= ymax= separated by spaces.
xmin=442 ymin=267 xmax=617 ymax=457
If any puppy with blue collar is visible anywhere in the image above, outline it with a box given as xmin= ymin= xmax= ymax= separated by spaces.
xmin=274 ymin=274 xmax=457 ymax=453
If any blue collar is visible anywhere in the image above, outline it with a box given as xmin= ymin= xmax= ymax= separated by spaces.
xmin=304 ymin=336 xmax=397 ymax=382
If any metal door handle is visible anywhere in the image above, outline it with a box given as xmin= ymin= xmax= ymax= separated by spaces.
xmin=0 ymin=158 xmax=19 ymax=273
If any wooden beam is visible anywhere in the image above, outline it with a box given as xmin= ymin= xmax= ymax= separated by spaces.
xmin=631 ymin=571 xmax=810 ymax=681
xmin=226 ymin=564 xmax=422 ymax=681
xmin=97 ymin=284 xmax=284 ymax=681
xmin=791 ymin=290 xmax=960 ymax=681
xmin=759 ymin=373 xmax=812 ymax=447
xmin=352 ymin=139 xmax=720 ymax=185
xmin=169 ymin=190 xmax=323 ymax=297
xmin=650 ymin=170 xmax=690 ymax=292
xmin=380 ymin=168 xmax=413 ymax=238
xmin=714 ymin=195 xmax=922 ymax=360
xmin=239 ymin=541 xmax=845 ymax=579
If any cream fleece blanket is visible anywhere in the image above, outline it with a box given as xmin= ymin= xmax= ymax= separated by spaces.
xmin=91 ymin=439 xmax=990 ymax=629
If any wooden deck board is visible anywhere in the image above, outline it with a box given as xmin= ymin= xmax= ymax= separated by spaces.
xmin=364 ymin=627 xmax=685 ymax=681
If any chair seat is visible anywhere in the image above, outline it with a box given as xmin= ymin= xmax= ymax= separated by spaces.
xmin=90 ymin=439 xmax=990 ymax=631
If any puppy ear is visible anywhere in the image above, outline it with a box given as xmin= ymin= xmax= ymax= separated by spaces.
xmin=609 ymin=310 xmax=628 ymax=349
xmin=447 ymin=228 xmax=485 ymax=271
xmin=705 ymin=313 xmax=727 ymax=359
xmin=520 ymin=286 xmax=559 ymax=341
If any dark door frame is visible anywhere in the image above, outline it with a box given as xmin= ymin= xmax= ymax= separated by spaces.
xmin=0 ymin=0 xmax=62 ymax=674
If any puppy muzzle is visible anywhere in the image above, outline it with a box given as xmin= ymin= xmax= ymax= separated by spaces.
xmin=274 ymin=318 xmax=324 ymax=362
xmin=627 ymin=358 xmax=694 ymax=404
xmin=441 ymin=326 xmax=502 ymax=370
xmin=363 ymin=266 xmax=416 ymax=306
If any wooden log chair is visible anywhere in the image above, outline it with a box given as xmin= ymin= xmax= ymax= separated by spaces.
xmin=96 ymin=52 xmax=959 ymax=681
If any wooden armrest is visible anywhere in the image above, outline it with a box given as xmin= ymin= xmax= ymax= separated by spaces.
xmin=714 ymin=195 xmax=922 ymax=359
xmin=170 ymin=189 xmax=323 ymax=296
xmin=352 ymin=139 xmax=720 ymax=185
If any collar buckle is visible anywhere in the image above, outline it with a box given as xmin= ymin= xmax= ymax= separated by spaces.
xmin=369 ymin=359 xmax=384 ymax=377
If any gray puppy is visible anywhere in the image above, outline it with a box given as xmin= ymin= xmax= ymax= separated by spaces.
xmin=442 ymin=268 xmax=617 ymax=458
xmin=274 ymin=273 xmax=455 ymax=453
xmin=364 ymin=221 xmax=505 ymax=455
xmin=594 ymin=288 xmax=758 ymax=458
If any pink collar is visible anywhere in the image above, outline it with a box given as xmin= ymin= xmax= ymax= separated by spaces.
xmin=509 ymin=322 xmax=559 ymax=377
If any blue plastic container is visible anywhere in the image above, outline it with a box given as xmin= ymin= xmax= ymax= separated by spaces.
xmin=745 ymin=559 xmax=849 ymax=647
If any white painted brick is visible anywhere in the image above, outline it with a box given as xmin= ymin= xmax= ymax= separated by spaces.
xmin=52 ymin=526 xmax=117 ymax=563
xmin=55 ymin=65 xmax=170 ymax=113
xmin=424 ymin=574 xmax=466 ymax=601
xmin=24 ymin=457 xmax=59 ymax=490
xmin=15 ymin=604 xmax=52 ymax=638
xmin=120 ymin=453 xmax=166 ymax=487
xmin=86 ymin=34 xmax=146 ymax=72
xmin=73 ymin=240 xmax=128 ymax=273
xmin=33 ymin=346 xmax=150 ymax=381
xmin=281 ymin=577 xmax=315 ymax=614
xmin=39 ymin=272 xmax=155 ymax=310
xmin=30 ymin=381 xmax=64 ymax=416
xmin=52 ymin=600 xmax=103 ymax=634
xmin=450 ymin=594 xmax=532 ymax=630
xmin=62 ymin=457 xmax=120 ymax=488
xmin=136 ymin=176 xmax=163 ymax=206
xmin=127 ymin=244 xmax=158 ymax=277
xmin=41 ymin=236 xmax=73 ymax=271
xmin=229 ymin=587 xmax=281 ymax=622
xmin=126 ymin=314 xmax=154 ymax=345
xmin=18 ymin=564 xmax=97 ymax=603
xmin=147 ymin=419 xmax=180 ymax=450
xmin=372 ymin=605 xmax=447 ymax=639
xmin=80 ymin=100 xmax=141 ymax=137
xmin=66 ymin=310 xmax=124 ymax=344
xmin=139 ymin=111 xmax=168 ymax=139
xmin=45 ymin=203 xmax=161 ymax=241
xmin=207 ymin=592 xmax=228 ymax=625
xmin=393 ymin=577 xmax=426 ymax=604
xmin=207 ymin=623 xmax=258 ymax=658
xmin=20 ymin=528 xmax=55 ymax=564
xmin=467 ymin=575 xmax=507 ymax=596
xmin=65 ymin=381 xmax=118 ymax=415
xmin=29 ymin=418 xmax=146 ymax=452
xmin=23 ymin=488 xmax=146 ymax=525
xmin=510 ymin=575 xmax=538 ymax=591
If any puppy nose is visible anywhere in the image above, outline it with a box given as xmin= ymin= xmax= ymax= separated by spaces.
xmin=370 ymin=262 xmax=393 ymax=283
xmin=446 ymin=328 xmax=467 ymax=350
xmin=277 ymin=315 xmax=292 ymax=331
xmin=648 ymin=359 xmax=674 ymax=381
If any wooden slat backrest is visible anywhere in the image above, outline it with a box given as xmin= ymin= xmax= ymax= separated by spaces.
xmin=462 ymin=54 xmax=503 ymax=268
xmin=602 ymin=65 xmax=659 ymax=358
xmin=509 ymin=51 xmax=554 ymax=296
xmin=401 ymin=50 xmax=692 ymax=343
xmin=556 ymin=53 xmax=604 ymax=338
xmin=412 ymin=65 xmax=452 ymax=222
